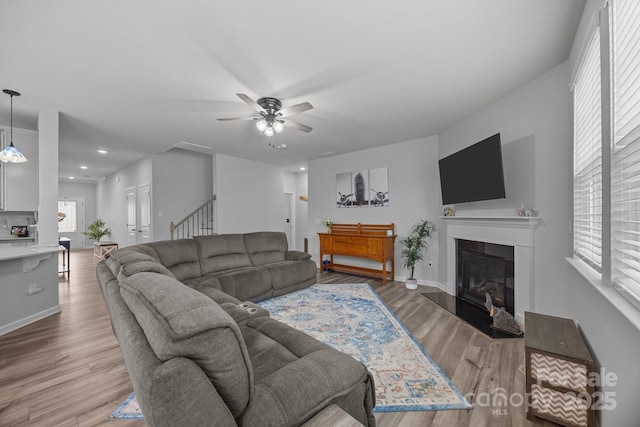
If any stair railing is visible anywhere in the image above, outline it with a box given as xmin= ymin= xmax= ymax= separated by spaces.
xmin=170 ymin=195 xmax=216 ymax=240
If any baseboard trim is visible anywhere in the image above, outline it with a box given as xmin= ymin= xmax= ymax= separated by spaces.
xmin=0 ymin=305 xmax=61 ymax=336
xmin=394 ymin=275 xmax=445 ymax=290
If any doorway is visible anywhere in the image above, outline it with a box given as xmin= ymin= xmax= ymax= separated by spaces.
xmin=125 ymin=183 xmax=152 ymax=246
xmin=125 ymin=186 xmax=137 ymax=246
xmin=137 ymin=183 xmax=152 ymax=244
xmin=58 ymin=196 xmax=85 ymax=248
xmin=283 ymin=192 xmax=294 ymax=249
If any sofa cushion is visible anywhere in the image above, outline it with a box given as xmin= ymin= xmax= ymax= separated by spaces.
xmin=209 ymin=267 xmax=272 ymax=302
xmin=119 ymin=272 xmax=253 ymax=418
xmin=243 ymin=232 xmax=288 ymax=266
xmin=105 ymin=247 xmax=175 ymax=282
xmin=183 ymin=276 xmax=244 ymax=305
xmin=119 ymin=260 xmax=175 ymax=281
xmin=146 ymin=239 xmax=202 ymax=281
xmin=262 ymin=260 xmax=318 ymax=290
xmin=195 ymin=234 xmax=253 ymax=274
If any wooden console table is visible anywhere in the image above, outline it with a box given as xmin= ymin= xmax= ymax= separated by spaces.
xmin=319 ymin=223 xmax=396 ymax=285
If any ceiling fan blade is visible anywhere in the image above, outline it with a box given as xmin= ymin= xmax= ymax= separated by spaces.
xmin=283 ymin=119 xmax=312 ymax=133
xmin=236 ymin=93 xmax=264 ymax=113
xmin=217 ymin=116 xmax=259 ymax=121
xmin=278 ymin=102 xmax=313 ymax=118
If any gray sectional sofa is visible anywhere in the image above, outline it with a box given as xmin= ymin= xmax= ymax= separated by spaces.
xmin=96 ymin=232 xmax=376 ymax=427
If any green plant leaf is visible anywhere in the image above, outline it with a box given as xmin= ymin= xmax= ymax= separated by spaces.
xmin=399 ymin=219 xmax=435 ymax=280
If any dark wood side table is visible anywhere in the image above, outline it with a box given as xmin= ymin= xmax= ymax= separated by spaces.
xmin=525 ymin=311 xmax=596 ymax=427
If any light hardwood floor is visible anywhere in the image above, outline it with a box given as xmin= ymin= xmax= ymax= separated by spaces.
xmin=0 ymin=249 xmax=556 ymax=426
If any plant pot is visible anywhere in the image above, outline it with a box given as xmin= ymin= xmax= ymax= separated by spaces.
xmin=405 ymin=278 xmax=418 ymax=290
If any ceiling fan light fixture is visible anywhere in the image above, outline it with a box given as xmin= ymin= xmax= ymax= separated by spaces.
xmin=219 ymin=94 xmax=313 ymax=136
xmin=1 ymin=89 xmax=28 ymax=163
xmin=273 ymin=120 xmax=284 ymax=134
xmin=256 ymin=119 xmax=268 ymax=132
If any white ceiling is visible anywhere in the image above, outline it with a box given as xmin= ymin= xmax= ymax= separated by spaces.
xmin=0 ymin=0 xmax=585 ymax=182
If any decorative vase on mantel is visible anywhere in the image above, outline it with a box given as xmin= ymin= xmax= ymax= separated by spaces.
xmin=327 ymin=225 xmax=332 ymax=233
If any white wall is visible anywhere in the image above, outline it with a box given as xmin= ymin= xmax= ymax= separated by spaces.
xmin=96 ymin=157 xmax=152 ymax=247
xmin=151 ymin=148 xmax=213 ymax=241
xmin=308 ymin=136 xmax=441 ymax=284
xmin=58 ymin=181 xmax=97 ymax=248
xmin=97 ymin=151 xmax=288 ymax=244
xmin=215 ymin=154 xmax=286 ymax=234
xmin=437 ymin=61 xmax=572 ymax=317
xmin=563 ymin=1 xmax=640 ymax=425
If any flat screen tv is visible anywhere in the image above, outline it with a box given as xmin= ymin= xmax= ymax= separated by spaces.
xmin=438 ymin=133 xmax=506 ymax=205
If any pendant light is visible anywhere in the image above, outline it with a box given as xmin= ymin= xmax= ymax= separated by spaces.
xmin=1 ymin=89 xmax=28 ymax=163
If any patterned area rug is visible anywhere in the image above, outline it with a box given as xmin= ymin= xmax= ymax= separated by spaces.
xmin=110 ymin=283 xmax=470 ymax=419
xmin=109 ymin=392 xmax=142 ymax=420
xmin=259 ymin=283 xmax=471 ymax=412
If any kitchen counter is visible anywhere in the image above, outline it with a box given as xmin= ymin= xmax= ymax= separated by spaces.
xmin=0 ymin=241 xmax=60 ymax=335
xmin=0 ymin=237 xmax=36 ymax=243
xmin=0 ymin=243 xmax=59 ymax=262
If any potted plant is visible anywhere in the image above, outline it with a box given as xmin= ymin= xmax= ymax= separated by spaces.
xmin=400 ymin=219 xmax=435 ymax=290
xmin=83 ymin=218 xmax=110 ymax=242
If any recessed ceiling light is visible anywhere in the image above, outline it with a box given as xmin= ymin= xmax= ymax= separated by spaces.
xmin=68 ymin=176 xmax=75 ymax=180
xmin=97 ymin=149 xmax=107 ymax=154
xmin=80 ymin=165 xmax=88 ymax=169
xmin=300 ymin=167 xmax=306 ymax=171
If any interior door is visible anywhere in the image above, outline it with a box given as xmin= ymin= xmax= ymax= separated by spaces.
xmin=58 ymin=196 xmax=85 ymax=248
xmin=283 ymin=193 xmax=293 ymax=249
xmin=125 ymin=186 xmax=137 ymax=246
xmin=137 ymin=183 xmax=152 ymax=244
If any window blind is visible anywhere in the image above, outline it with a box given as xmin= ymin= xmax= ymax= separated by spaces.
xmin=611 ymin=0 xmax=640 ymax=309
xmin=573 ymin=29 xmax=603 ymax=272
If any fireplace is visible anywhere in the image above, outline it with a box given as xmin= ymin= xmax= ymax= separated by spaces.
xmin=457 ymin=239 xmax=514 ymax=315
xmin=442 ymin=215 xmax=539 ymax=329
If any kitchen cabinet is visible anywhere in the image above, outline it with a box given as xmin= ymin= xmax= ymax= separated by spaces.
xmin=1 ymin=128 xmax=38 ymax=211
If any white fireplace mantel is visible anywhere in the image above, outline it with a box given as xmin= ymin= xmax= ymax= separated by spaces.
xmin=441 ymin=215 xmax=540 ymax=325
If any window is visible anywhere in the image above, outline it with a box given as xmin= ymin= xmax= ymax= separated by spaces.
xmin=573 ymin=0 xmax=640 ymax=310
xmin=611 ymin=0 xmax=640 ymax=309
xmin=573 ymin=29 xmax=602 ymax=272
xmin=58 ymin=200 xmax=77 ymax=233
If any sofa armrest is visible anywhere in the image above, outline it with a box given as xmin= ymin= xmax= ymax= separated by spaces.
xmin=285 ymin=250 xmax=312 ymax=261
xmin=147 ymin=357 xmax=237 ymax=427
xmin=241 ymin=349 xmax=374 ymax=427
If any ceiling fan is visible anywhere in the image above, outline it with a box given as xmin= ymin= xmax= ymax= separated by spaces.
xmin=218 ymin=93 xmax=313 ymax=136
